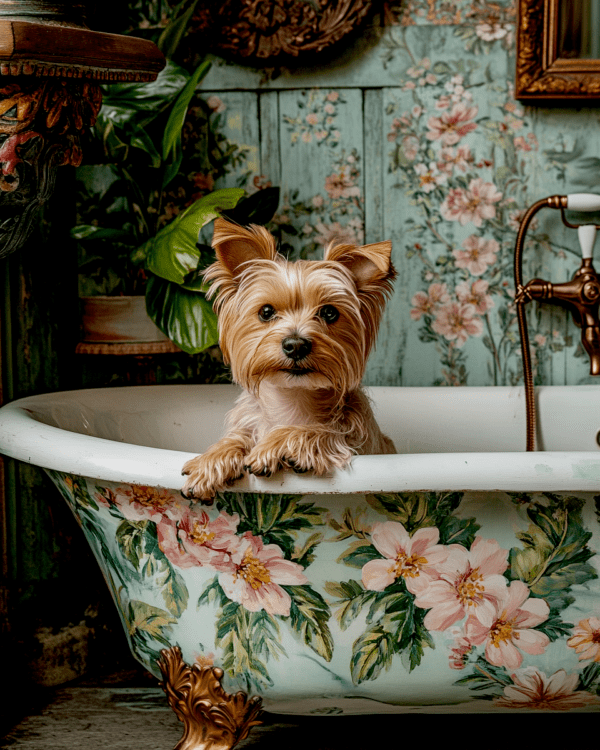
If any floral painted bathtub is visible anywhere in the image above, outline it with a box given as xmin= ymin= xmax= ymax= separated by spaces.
xmin=1 ymin=383 xmax=600 ymax=715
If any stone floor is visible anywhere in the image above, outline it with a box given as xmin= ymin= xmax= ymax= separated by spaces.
xmin=1 ymin=670 xmax=589 ymax=748
xmin=1 ymin=683 xmax=434 ymax=750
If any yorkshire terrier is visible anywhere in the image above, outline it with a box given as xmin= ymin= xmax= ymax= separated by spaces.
xmin=182 ymin=218 xmax=396 ymax=502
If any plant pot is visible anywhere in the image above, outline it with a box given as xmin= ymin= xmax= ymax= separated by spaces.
xmin=80 ymin=295 xmax=169 ymax=344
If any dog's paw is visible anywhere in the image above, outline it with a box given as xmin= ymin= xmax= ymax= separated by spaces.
xmin=181 ymin=450 xmax=246 ymax=503
xmin=243 ymin=446 xmax=282 ymax=478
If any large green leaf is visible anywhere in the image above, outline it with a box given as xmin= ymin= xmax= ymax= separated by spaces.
xmin=162 ymin=60 xmax=211 ymax=161
xmin=157 ymin=0 xmax=202 ymax=59
xmin=100 ymin=61 xmax=189 ymax=132
xmin=144 ymin=188 xmax=244 ymax=284
xmin=145 ymin=273 xmax=218 ymax=354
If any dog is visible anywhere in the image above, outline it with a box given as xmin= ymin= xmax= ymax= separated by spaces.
xmin=181 ymin=218 xmax=396 ymax=502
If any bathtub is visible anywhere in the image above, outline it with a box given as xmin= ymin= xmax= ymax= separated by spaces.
xmin=1 ymin=383 xmax=600 ymax=720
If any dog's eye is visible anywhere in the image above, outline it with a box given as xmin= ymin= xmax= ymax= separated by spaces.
xmin=258 ymin=304 xmax=276 ymax=322
xmin=317 ymin=305 xmax=340 ymax=324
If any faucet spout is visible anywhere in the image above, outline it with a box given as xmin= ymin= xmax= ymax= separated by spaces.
xmin=521 ymin=259 xmax=600 ymax=377
xmin=582 ymin=326 xmax=600 ymax=376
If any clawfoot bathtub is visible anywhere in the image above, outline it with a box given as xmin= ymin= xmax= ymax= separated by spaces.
xmin=1 ymin=383 xmax=600 ymax=742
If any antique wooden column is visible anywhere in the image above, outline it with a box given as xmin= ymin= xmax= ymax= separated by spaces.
xmin=0 ymin=1 xmax=164 ymax=259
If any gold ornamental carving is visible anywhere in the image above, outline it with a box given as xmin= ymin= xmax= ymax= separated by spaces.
xmin=157 ymin=646 xmax=263 ymax=750
xmin=516 ymin=0 xmax=600 ymax=102
xmin=192 ymin=0 xmax=373 ymax=62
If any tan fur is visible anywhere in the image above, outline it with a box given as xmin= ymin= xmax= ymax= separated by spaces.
xmin=182 ymin=218 xmax=397 ymax=502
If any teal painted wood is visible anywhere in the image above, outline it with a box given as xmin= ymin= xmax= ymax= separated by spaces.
xmin=363 ymin=88 xmax=384 ymax=245
xmin=277 ymin=88 xmax=365 ymax=259
xmin=259 ymin=91 xmax=281 ymax=187
xmin=204 ymin=91 xmax=261 ymax=193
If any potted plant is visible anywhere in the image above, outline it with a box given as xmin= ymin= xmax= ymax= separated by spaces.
xmin=73 ymin=55 xmax=279 ymax=353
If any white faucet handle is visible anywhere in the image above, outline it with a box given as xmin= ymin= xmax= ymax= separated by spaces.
xmin=567 ymin=193 xmax=600 ymax=212
xmin=578 ymin=224 xmax=597 ymax=260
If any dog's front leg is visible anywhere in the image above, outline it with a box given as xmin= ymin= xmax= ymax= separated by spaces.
xmin=182 ymin=431 xmax=254 ymax=503
xmin=244 ymin=426 xmax=355 ymax=477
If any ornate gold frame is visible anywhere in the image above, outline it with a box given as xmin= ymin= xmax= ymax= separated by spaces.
xmin=516 ymin=0 xmax=600 ymax=102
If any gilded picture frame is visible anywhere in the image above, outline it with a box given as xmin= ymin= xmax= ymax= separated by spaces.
xmin=516 ymin=0 xmax=600 ymax=103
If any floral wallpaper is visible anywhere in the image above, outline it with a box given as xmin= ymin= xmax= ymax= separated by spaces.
xmin=194 ymin=0 xmax=600 ymax=389
xmin=77 ymin=0 xmax=600 ymax=389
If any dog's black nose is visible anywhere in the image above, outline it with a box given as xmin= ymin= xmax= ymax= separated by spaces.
xmin=282 ymin=335 xmax=312 ymax=361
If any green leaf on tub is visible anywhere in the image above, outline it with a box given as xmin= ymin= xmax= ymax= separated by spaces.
xmin=217 ymin=492 xmax=327 ymax=557
xmin=350 ymin=624 xmax=396 ymax=684
xmin=216 ymin=601 xmax=285 ymax=691
xmin=157 ymin=562 xmax=189 ymax=618
xmin=324 ymin=580 xmax=379 ymax=630
xmin=508 ymin=496 xmax=597 ymax=610
xmin=453 ymin=656 xmax=511 ymax=697
xmin=116 ymin=520 xmax=148 ymax=571
xmin=346 ymin=587 xmax=431 ymax=684
xmin=285 ymin=585 xmax=333 ymax=662
xmin=336 ymin=540 xmax=383 ymax=569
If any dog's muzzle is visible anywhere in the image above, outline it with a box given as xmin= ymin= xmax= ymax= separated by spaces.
xmin=281 ymin=335 xmax=312 ymax=361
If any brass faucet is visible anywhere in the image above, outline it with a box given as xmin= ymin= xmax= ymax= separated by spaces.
xmin=514 ymin=194 xmax=600 ymax=450
xmin=516 ymin=226 xmax=600 ymax=376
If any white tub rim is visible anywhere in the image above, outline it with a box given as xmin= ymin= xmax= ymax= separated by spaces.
xmin=1 ymin=384 xmax=600 ymax=495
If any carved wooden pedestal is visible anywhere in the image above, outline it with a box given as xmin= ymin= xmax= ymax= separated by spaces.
xmin=158 ymin=647 xmax=263 ymax=750
xmin=0 ymin=1 xmax=164 ymax=259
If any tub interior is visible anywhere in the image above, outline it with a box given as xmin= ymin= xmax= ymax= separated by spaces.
xmin=17 ymin=384 xmax=600 ymax=454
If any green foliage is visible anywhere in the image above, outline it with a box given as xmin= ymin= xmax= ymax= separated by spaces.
xmin=285 ymin=585 xmax=334 ymax=662
xmin=217 ymin=492 xmax=327 ymax=559
xmin=507 ymin=494 xmax=597 ymax=612
xmin=366 ymin=491 xmax=479 ymax=544
xmin=453 ymin=656 xmax=512 ymax=699
xmin=214 ymin=600 xmax=285 ymax=691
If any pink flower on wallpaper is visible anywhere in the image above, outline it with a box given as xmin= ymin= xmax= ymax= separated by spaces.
xmin=314 ymin=221 xmax=360 ymax=247
xmin=440 ymin=178 xmax=502 ymax=227
xmin=476 ymin=22 xmax=509 ymax=42
xmin=432 ymin=302 xmax=484 ymax=346
xmin=157 ymin=509 xmax=240 ymax=570
xmin=412 ymin=537 xmax=509 ymax=631
xmin=218 ymin=533 xmax=308 ymax=616
xmin=324 ymin=170 xmax=360 ymax=199
xmin=494 ymin=668 xmax=599 ymax=711
xmin=438 ymin=145 xmax=473 ymax=174
xmin=361 ymin=522 xmax=448 ymax=596
xmin=402 ymin=135 xmax=420 ymax=161
xmin=426 ymin=102 xmax=478 ymax=146
xmin=306 ymin=112 xmax=320 ymax=125
xmin=414 ymin=161 xmax=447 ymax=193
xmin=567 ymin=617 xmax=600 ymax=662
xmin=455 ymin=279 xmax=495 ymax=314
xmin=453 ymin=235 xmax=498 ymax=276
xmin=465 ymin=581 xmax=550 ymax=670
xmin=326 ymin=91 xmax=340 ymax=102
xmin=410 ymin=283 xmax=450 ymax=320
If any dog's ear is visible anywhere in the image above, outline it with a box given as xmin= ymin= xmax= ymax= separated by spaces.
xmin=211 ymin=218 xmax=278 ymax=278
xmin=324 ymin=240 xmax=396 ymax=291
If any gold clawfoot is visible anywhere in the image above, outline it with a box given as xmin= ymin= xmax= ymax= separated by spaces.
xmin=157 ymin=646 xmax=263 ymax=750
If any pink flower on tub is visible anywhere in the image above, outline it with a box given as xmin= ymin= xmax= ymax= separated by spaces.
xmin=412 ymin=536 xmax=509 ymax=631
xmin=464 ymin=580 xmax=550 ymax=669
xmin=218 ymin=533 xmax=308 ymax=616
xmin=157 ymin=509 xmax=240 ymax=571
xmin=361 ymin=522 xmax=448 ymax=595
xmin=495 ymin=668 xmax=599 ymax=711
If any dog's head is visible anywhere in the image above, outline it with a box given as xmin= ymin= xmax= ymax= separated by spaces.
xmin=203 ymin=218 xmax=396 ymax=395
